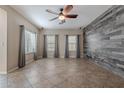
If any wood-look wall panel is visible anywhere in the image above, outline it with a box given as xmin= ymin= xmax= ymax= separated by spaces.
xmin=84 ymin=5 xmax=124 ymax=77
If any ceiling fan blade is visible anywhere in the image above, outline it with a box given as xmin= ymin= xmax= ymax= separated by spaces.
xmin=49 ymin=17 xmax=58 ymax=21
xmin=46 ymin=9 xmax=59 ymax=15
xmin=63 ymin=5 xmax=73 ymax=14
xmin=65 ymin=14 xmax=78 ymax=18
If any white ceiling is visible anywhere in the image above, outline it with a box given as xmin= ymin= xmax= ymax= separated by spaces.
xmin=11 ymin=5 xmax=112 ymax=29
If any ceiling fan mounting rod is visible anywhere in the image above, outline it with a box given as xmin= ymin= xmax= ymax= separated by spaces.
xmin=60 ymin=8 xmax=63 ymax=12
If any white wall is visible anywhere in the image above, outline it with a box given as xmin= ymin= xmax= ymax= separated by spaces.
xmin=41 ymin=29 xmax=83 ymax=58
xmin=0 ymin=8 xmax=7 ymax=74
xmin=0 ymin=5 xmax=40 ymax=71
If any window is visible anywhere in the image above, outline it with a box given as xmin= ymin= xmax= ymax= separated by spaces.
xmin=47 ymin=35 xmax=55 ymax=52
xmin=68 ymin=36 xmax=77 ymax=51
xmin=25 ymin=30 xmax=37 ymax=54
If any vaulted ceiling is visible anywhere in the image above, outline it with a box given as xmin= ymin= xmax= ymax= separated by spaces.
xmin=11 ymin=5 xmax=112 ymax=29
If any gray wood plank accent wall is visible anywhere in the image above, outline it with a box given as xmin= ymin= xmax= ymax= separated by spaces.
xmin=83 ymin=5 xmax=124 ymax=78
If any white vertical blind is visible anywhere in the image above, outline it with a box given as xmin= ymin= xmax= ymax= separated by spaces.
xmin=68 ymin=36 xmax=77 ymax=58
xmin=47 ymin=35 xmax=55 ymax=51
xmin=68 ymin=36 xmax=77 ymax=51
xmin=46 ymin=35 xmax=55 ymax=58
xmin=25 ymin=30 xmax=37 ymax=54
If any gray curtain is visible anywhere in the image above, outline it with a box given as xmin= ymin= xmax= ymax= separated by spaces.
xmin=34 ymin=33 xmax=38 ymax=60
xmin=76 ymin=35 xmax=80 ymax=58
xmin=65 ymin=35 xmax=69 ymax=58
xmin=54 ymin=35 xmax=59 ymax=58
xmin=43 ymin=35 xmax=47 ymax=58
xmin=18 ymin=25 xmax=25 ymax=68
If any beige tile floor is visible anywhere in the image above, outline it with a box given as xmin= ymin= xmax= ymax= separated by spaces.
xmin=1 ymin=58 xmax=124 ymax=88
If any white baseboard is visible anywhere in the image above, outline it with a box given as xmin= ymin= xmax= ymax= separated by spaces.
xmin=8 ymin=66 xmax=18 ymax=73
xmin=8 ymin=59 xmax=36 ymax=73
xmin=39 ymin=55 xmax=83 ymax=59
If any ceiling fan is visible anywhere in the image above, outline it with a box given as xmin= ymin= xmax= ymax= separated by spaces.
xmin=46 ymin=5 xmax=78 ymax=24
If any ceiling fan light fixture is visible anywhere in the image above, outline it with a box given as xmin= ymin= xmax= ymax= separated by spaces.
xmin=59 ymin=15 xmax=65 ymax=20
